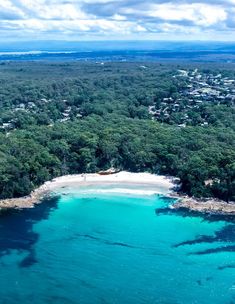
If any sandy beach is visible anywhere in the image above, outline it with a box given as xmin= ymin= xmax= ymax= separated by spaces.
xmin=0 ymin=172 xmax=176 ymax=210
xmin=46 ymin=171 xmax=176 ymax=192
xmin=1 ymin=172 xmax=234 ymax=217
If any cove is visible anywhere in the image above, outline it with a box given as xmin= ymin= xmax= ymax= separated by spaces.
xmin=0 ymin=184 xmax=234 ymax=304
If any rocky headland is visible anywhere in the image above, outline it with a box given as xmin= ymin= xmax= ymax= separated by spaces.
xmin=171 ymin=196 xmax=235 ymax=216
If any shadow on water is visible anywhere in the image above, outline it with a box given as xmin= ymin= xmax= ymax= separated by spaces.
xmin=218 ymin=264 xmax=235 ymax=270
xmin=156 ymin=206 xmax=235 ymax=223
xmin=75 ymin=233 xmax=139 ymax=249
xmin=173 ymin=224 xmax=235 ymax=247
xmin=0 ymin=195 xmax=59 ymax=268
xmin=65 ymin=233 xmax=169 ymax=257
xmin=156 ymin=207 xmax=235 ymax=256
xmin=174 ymin=224 xmax=235 ymax=255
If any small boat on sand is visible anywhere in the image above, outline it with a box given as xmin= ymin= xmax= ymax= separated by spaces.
xmin=97 ymin=168 xmax=120 ymax=175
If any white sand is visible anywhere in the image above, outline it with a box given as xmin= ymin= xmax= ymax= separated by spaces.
xmin=0 ymin=172 xmax=177 ymax=209
xmin=44 ymin=171 xmax=176 ymax=194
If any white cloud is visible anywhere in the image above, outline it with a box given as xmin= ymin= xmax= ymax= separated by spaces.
xmin=111 ymin=14 xmax=126 ymax=21
xmin=0 ymin=0 xmax=26 ymax=19
xmin=0 ymin=0 xmax=234 ymax=40
xmin=125 ymin=3 xmax=227 ymax=27
xmin=0 ymin=18 xmax=139 ymax=35
xmin=17 ymin=0 xmax=88 ymax=20
xmin=135 ymin=24 xmax=147 ymax=32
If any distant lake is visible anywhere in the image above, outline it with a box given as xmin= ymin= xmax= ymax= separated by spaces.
xmin=0 ymin=184 xmax=234 ymax=304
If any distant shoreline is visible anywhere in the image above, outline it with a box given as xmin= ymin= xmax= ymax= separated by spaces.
xmin=0 ymin=171 xmax=234 ymax=217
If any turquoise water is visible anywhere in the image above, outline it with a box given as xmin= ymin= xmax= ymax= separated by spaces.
xmin=0 ymin=184 xmax=234 ymax=304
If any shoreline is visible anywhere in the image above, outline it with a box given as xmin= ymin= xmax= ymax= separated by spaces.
xmin=47 ymin=171 xmax=176 ymax=191
xmin=0 ymin=172 xmax=176 ymax=210
xmin=0 ymin=171 xmax=234 ymax=217
xmin=0 ymin=184 xmax=51 ymax=210
xmin=169 ymin=194 xmax=235 ymax=216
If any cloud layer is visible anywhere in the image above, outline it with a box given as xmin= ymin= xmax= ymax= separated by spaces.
xmin=0 ymin=0 xmax=235 ymax=40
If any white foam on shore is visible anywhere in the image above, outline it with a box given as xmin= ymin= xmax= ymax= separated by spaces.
xmin=89 ymin=188 xmax=159 ymax=196
xmin=59 ymin=188 xmax=162 ymax=197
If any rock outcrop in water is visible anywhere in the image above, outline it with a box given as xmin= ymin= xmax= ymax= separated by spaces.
xmin=171 ymin=197 xmax=235 ymax=216
xmin=0 ymin=185 xmax=50 ymax=210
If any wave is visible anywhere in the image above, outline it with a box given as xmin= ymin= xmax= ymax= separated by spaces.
xmin=59 ymin=187 xmax=166 ymax=197
xmin=87 ymin=188 xmax=160 ymax=196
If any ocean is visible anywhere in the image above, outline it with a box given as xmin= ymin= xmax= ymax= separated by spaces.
xmin=0 ymin=184 xmax=234 ymax=304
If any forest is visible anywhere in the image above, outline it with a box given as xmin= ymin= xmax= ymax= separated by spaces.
xmin=0 ymin=61 xmax=234 ymax=202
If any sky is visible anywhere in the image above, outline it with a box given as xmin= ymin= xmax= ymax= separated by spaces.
xmin=0 ymin=0 xmax=235 ymax=41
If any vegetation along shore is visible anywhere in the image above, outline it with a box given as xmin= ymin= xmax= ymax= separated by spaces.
xmin=0 ymin=62 xmax=234 ymax=216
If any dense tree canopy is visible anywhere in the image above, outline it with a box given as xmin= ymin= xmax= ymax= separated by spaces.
xmin=0 ymin=62 xmax=234 ymax=202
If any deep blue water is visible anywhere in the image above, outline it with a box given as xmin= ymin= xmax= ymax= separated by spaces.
xmin=0 ymin=184 xmax=234 ymax=304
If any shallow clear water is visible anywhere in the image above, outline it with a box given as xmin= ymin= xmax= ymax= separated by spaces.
xmin=0 ymin=184 xmax=234 ymax=304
